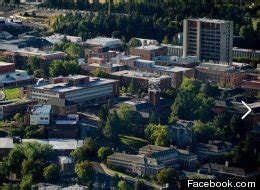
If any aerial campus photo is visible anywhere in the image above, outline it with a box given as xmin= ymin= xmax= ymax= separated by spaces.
xmin=0 ymin=0 xmax=259 ymax=190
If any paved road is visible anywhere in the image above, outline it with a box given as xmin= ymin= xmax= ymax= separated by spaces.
xmin=98 ymin=163 xmax=164 ymax=189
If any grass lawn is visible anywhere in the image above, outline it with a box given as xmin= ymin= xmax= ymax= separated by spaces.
xmin=3 ymin=88 xmax=20 ymax=100
xmin=119 ymin=135 xmax=149 ymax=148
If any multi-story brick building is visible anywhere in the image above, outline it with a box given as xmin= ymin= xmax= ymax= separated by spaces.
xmin=183 ymin=18 xmax=233 ymax=64
xmin=129 ymin=45 xmax=167 ymax=60
xmin=195 ymin=62 xmax=246 ymax=88
xmin=110 ymin=70 xmax=172 ymax=90
xmin=139 ymin=145 xmax=198 ymax=170
xmin=0 ymin=62 xmax=34 ymax=88
xmin=107 ymin=152 xmax=164 ymax=177
xmin=0 ymin=99 xmax=34 ymax=120
xmin=3 ymin=48 xmax=66 ymax=69
xmin=28 ymin=75 xmax=119 ymax=105
xmin=113 ymin=57 xmax=195 ymax=88
xmin=82 ymin=62 xmax=127 ymax=74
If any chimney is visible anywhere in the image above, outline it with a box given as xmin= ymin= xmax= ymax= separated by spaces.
xmin=148 ymin=78 xmax=161 ymax=108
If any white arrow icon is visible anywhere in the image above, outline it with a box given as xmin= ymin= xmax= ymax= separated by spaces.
xmin=241 ymin=101 xmax=252 ymax=120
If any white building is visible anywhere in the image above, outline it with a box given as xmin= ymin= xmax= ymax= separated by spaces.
xmin=85 ymin=37 xmax=123 ymax=49
xmin=45 ymin=33 xmax=83 ymax=44
xmin=183 ymin=18 xmax=233 ymax=64
xmin=161 ymin=44 xmax=184 ymax=57
xmin=233 ymin=47 xmax=260 ymax=60
xmin=0 ymin=62 xmax=34 ymax=88
xmin=28 ymin=75 xmax=119 ymax=105
xmin=30 ymin=105 xmax=52 ymax=125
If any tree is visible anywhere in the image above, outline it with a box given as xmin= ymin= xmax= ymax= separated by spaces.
xmin=65 ymin=43 xmax=81 ymax=58
xmin=162 ymin=36 xmax=169 ymax=44
xmin=239 ymin=25 xmax=255 ymax=39
xmin=149 ymin=111 xmax=159 ymax=124
xmin=20 ymin=174 xmax=33 ymax=190
xmin=232 ymin=136 xmax=257 ymax=171
xmin=145 ymin=124 xmax=172 ymax=146
xmin=71 ymin=138 xmax=98 ymax=162
xmin=49 ymin=60 xmax=64 ymax=77
xmin=134 ymin=180 xmax=146 ymax=190
xmin=127 ymin=79 xmax=135 ymax=95
xmin=129 ymin=38 xmax=142 ymax=47
xmin=43 ymin=164 xmax=60 ymax=182
xmin=112 ymin=31 xmax=122 ymax=38
xmin=103 ymin=116 xmax=114 ymax=139
xmin=6 ymin=142 xmax=53 ymax=181
xmin=91 ymin=68 xmax=109 ymax=78
xmin=154 ymin=168 xmax=179 ymax=187
xmin=103 ymin=110 xmax=121 ymax=139
xmin=98 ymin=147 xmax=113 ymax=160
xmin=23 ymin=12 xmax=29 ymax=17
xmin=118 ymin=180 xmax=131 ymax=190
xmin=27 ymin=56 xmax=40 ymax=70
xmin=98 ymin=104 xmax=109 ymax=129
xmin=0 ymin=162 xmax=8 ymax=184
xmin=70 ymin=147 xmax=86 ymax=163
xmin=49 ymin=60 xmax=81 ymax=77
xmin=13 ymin=113 xmax=22 ymax=121
xmin=75 ymin=161 xmax=95 ymax=184
xmin=192 ymin=120 xmax=216 ymax=143
xmin=117 ymin=105 xmax=132 ymax=133
xmin=169 ymin=78 xmax=214 ymax=122
xmin=33 ymin=69 xmax=44 ymax=78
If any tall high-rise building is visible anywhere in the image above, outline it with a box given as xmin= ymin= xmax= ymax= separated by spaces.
xmin=183 ymin=18 xmax=233 ymax=64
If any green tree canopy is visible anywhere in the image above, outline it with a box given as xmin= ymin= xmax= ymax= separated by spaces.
xmin=97 ymin=147 xmax=113 ymax=160
xmin=154 ymin=168 xmax=179 ymax=187
xmin=75 ymin=161 xmax=95 ymax=185
xmin=129 ymin=38 xmax=142 ymax=47
xmin=20 ymin=174 xmax=33 ymax=190
xmin=43 ymin=164 xmax=60 ymax=183
xmin=70 ymin=138 xmax=98 ymax=162
xmin=118 ymin=180 xmax=131 ymax=190
xmin=91 ymin=68 xmax=109 ymax=78
xmin=169 ymin=78 xmax=214 ymax=122
xmin=65 ymin=43 xmax=81 ymax=58
xmin=145 ymin=124 xmax=172 ymax=146
xmin=49 ymin=60 xmax=81 ymax=77
xmin=5 ymin=142 xmax=54 ymax=181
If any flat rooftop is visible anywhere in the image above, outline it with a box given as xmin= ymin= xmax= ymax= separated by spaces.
xmin=32 ymin=76 xmax=118 ymax=93
xmin=139 ymin=144 xmax=171 ymax=153
xmin=110 ymin=70 xmax=170 ymax=80
xmin=31 ymin=105 xmax=51 ymax=114
xmin=9 ymin=48 xmax=66 ymax=57
xmin=89 ymin=63 xmax=124 ymax=68
xmin=0 ymin=138 xmax=14 ymax=149
xmin=153 ymin=65 xmax=192 ymax=72
xmin=0 ymin=61 xmax=14 ymax=66
xmin=86 ymin=37 xmax=122 ymax=45
xmin=188 ymin=18 xmax=231 ymax=24
xmin=136 ymin=59 xmax=155 ymax=64
xmin=116 ymin=55 xmax=140 ymax=61
xmin=161 ymin=44 xmax=183 ymax=49
xmin=197 ymin=62 xmax=242 ymax=72
xmin=108 ymin=152 xmax=159 ymax=166
xmin=134 ymin=45 xmax=163 ymax=50
xmin=22 ymin=139 xmax=83 ymax=150
xmin=233 ymin=47 xmax=260 ymax=53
